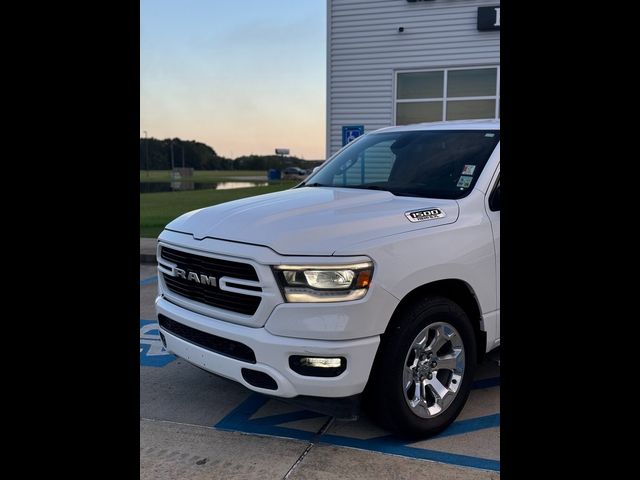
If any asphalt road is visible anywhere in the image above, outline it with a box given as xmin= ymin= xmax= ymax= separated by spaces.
xmin=140 ymin=264 xmax=500 ymax=479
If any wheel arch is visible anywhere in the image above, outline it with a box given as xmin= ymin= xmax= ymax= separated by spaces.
xmin=383 ymin=279 xmax=486 ymax=363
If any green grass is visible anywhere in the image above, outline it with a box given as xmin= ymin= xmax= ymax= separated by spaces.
xmin=140 ymin=170 xmax=266 ymax=182
xmin=140 ymin=181 xmax=298 ymax=238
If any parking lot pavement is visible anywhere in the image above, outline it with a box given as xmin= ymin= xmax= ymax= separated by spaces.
xmin=140 ymin=265 xmax=500 ymax=479
xmin=140 ymin=264 xmax=158 ymax=315
xmin=287 ymin=444 xmax=498 ymax=480
xmin=141 ymin=420 xmax=309 ymax=480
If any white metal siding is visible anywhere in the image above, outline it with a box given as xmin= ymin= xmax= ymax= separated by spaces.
xmin=327 ymin=0 xmax=500 ymax=156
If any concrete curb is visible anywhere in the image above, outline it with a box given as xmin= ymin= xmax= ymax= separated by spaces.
xmin=140 ymin=238 xmax=157 ymax=264
xmin=140 ymin=253 xmax=157 ymax=264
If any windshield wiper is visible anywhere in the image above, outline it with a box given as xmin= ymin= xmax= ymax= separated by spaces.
xmin=387 ymin=191 xmax=424 ymax=198
xmin=302 ymin=182 xmax=328 ymax=187
xmin=303 ymin=184 xmax=392 ymax=192
xmin=338 ymin=185 xmax=389 ymax=192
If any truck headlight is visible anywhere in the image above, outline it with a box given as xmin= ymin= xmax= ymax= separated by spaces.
xmin=273 ymin=262 xmax=373 ymax=302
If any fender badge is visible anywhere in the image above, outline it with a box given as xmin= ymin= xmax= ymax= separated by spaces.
xmin=405 ymin=208 xmax=446 ymax=223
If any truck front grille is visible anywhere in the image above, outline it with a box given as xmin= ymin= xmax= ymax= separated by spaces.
xmin=160 ymin=246 xmax=261 ymax=316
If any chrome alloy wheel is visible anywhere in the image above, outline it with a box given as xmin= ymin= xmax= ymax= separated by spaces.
xmin=402 ymin=322 xmax=466 ymax=418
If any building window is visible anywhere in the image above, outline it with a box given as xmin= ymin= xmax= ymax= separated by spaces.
xmin=396 ymin=67 xmax=500 ymax=124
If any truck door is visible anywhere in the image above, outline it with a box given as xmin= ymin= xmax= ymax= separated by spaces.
xmin=486 ymin=168 xmax=500 ymax=340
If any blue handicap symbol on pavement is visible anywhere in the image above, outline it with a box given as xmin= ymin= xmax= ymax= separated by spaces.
xmin=140 ymin=319 xmax=176 ymax=367
xmin=215 ymin=377 xmax=500 ymax=472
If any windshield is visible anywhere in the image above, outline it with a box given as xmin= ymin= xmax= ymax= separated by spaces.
xmin=303 ymin=130 xmax=500 ymax=199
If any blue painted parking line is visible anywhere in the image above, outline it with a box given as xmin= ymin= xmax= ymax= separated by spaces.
xmin=215 ymin=377 xmax=500 ymax=472
xmin=248 ymin=408 xmax=326 ymax=427
xmin=140 ymin=275 xmax=158 ymax=286
xmin=217 ymin=394 xmax=318 ymax=442
xmin=428 ymin=413 xmax=500 ymax=439
xmin=319 ymin=432 xmax=499 ymax=472
xmin=365 ymin=412 xmax=500 ymax=442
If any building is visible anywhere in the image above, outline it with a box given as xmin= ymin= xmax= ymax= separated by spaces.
xmin=326 ymin=0 xmax=500 ymax=157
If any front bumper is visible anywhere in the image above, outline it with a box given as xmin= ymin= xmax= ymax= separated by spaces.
xmin=156 ymin=296 xmax=380 ymax=398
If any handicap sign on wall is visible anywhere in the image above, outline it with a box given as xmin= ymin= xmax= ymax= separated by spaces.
xmin=140 ymin=319 xmax=176 ymax=367
xmin=342 ymin=125 xmax=364 ymax=146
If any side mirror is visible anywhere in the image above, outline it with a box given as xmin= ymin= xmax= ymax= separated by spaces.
xmin=312 ymin=166 xmax=320 ymax=174
xmin=489 ymin=184 xmax=501 ymax=211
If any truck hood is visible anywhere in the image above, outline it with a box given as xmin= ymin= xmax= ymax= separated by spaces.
xmin=165 ymin=187 xmax=459 ymax=255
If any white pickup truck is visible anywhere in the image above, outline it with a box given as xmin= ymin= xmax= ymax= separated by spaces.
xmin=156 ymin=120 xmax=500 ymax=437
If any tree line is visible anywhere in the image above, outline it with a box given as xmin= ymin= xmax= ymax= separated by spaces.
xmin=140 ymin=138 xmax=322 ymax=171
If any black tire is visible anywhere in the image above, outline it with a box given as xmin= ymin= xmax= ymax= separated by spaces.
xmin=365 ymin=296 xmax=477 ymax=439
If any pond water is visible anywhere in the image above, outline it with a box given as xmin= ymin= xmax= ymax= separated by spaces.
xmin=140 ymin=181 xmax=269 ymax=193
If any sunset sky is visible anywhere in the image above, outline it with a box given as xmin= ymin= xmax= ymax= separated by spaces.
xmin=140 ymin=0 xmax=326 ymax=160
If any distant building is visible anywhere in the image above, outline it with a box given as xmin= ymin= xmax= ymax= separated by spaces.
xmin=326 ymin=0 xmax=500 ymax=156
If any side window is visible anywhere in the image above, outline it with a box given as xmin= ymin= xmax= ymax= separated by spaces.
xmin=489 ymin=177 xmax=500 ymax=211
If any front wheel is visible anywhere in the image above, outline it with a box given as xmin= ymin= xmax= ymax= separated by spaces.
xmin=366 ymin=296 xmax=477 ymax=438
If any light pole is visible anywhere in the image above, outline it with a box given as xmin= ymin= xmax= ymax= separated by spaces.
xmin=143 ymin=130 xmax=149 ymax=176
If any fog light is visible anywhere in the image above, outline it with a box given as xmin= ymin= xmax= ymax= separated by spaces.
xmin=289 ymin=356 xmax=347 ymax=377
xmin=301 ymin=357 xmax=341 ymax=368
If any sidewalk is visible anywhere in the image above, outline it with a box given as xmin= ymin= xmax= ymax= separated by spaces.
xmin=140 ymin=238 xmax=157 ymax=264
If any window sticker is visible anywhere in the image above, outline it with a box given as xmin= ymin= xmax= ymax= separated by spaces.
xmin=485 ymin=133 xmax=495 ymax=137
xmin=462 ymin=165 xmax=476 ymax=175
xmin=457 ymin=175 xmax=473 ymax=188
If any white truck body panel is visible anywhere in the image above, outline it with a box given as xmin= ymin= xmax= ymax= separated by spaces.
xmin=156 ymin=120 xmax=500 ymax=399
